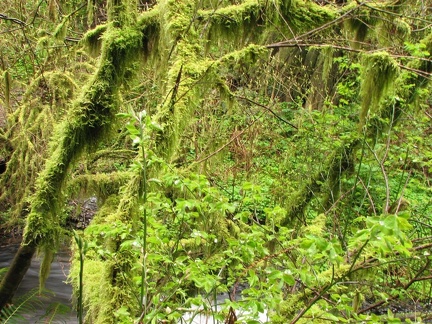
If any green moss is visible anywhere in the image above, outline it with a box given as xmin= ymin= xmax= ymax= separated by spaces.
xmin=199 ymin=0 xmax=265 ymax=46
xmin=281 ymin=0 xmax=335 ymax=33
xmin=303 ymin=213 xmax=326 ymax=236
xmin=320 ymin=46 xmax=334 ymax=84
xmin=46 ymin=72 xmax=77 ymax=105
xmin=3 ymin=70 xmax=10 ymax=113
xmin=69 ymin=171 xmax=143 ymax=322
xmin=359 ymin=52 xmax=399 ymax=129
xmin=198 ymin=0 xmax=262 ymax=24
xmin=68 ymin=171 xmax=133 ymax=200
xmin=39 ymin=248 xmax=55 ymax=291
xmin=0 ymin=70 xmax=77 ymax=223
xmin=82 ymin=24 xmax=108 ymax=56
xmin=345 ymin=15 xmax=372 ymax=45
xmin=137 ymin=8 xmax=160 ymax=58
xmin=21 ymin=1 xmax=143 ymax=293
xmin=53 ymin=19 xmax=69 ymax=40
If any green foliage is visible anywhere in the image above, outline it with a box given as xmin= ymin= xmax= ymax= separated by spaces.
xmin=2 ymin=0 xmax=432 ymax=322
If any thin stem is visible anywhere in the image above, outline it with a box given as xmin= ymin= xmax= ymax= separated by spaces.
xmin=139 ymin=118 xmax=148 ymax=317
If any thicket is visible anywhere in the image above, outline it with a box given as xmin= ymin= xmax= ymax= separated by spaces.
xmin=0 ymin=0 xmax=431 ymax=323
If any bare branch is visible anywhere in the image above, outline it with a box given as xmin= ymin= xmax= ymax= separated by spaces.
xmin=0 ymin=13 xmax=26 ymax=26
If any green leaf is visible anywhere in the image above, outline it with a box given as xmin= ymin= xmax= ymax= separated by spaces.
xmin=282 ymin=273 xmax=295 ymax=285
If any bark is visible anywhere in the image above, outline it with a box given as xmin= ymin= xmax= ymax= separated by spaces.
xmin=0 ymin=242 xmax=37 ymax=310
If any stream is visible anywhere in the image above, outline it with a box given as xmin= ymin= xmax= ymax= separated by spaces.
xmin=0 ymin=244 xmax=78 ymax=323
xmin=0 ymin=243 xmax=269 ymax=323
xmin=2 ymin=243 xmax=431 ymax=323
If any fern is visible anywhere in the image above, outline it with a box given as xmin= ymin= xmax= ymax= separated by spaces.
xmin=41 ymin=302 xmax=71 ymax=323
xmin=0 ymin=288 xmax=41 ymax=323
xmin=0 ymin=288 xmax=72 ymax=324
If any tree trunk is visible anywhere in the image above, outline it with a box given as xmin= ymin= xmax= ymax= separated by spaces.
xmin=0 ymin=242 xmax=37 ymax=310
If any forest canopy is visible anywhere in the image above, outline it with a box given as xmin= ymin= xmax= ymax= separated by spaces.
xmin=0 ymin=0 xmax=431 ymax=323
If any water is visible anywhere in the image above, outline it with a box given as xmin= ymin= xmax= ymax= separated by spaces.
xmin=0 ymin=244 xmax=269 ymax=323
xmin=0 ymin=244 xmax=78 ymax=323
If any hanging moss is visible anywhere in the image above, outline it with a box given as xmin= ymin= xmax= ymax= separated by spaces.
xmin=53 ymin=19 xmax=69 ymax=41
xmin=345 ymin=17 xmax=371 ymax=45
xmin=199 ymin=0 xmax=266 ymax=47
xmin=3 ymin=70 xmax=11 ymax=114
xmin=320 ymin=46 xmax=334 ymax=84
xmin=87 ymin=0 xmax=95 ymax=27
xmin=48 ymin=0 xmax=57 ymax=21
xmin=137 ymin=8 xmax=160 ymax=58
xmin=281 ymin=0 xmax=335 ymax=33
xmin=0 ymin=70 xmax=78 ymax=222
xmin=18 ymin=2 xmax=142 ymax=298
xmin=39 ymin=249 xmax=55 ymax=291
xmin=46 ymin=72 xmax=77 ymax=106
xmin=198 ymin=0 xmax=263 ymax=24
xmin=359 ymin=52 xmax=399 ymax=129
xmin=69 ymin=169 xmax=142 ymax=323
xmin=82 ymin=24 xmax=108 ymax=56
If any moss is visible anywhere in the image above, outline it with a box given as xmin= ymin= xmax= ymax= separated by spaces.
xmin=46 ymin=72 xmax=77 ymax=105
xmin=70 ymin=257 xmax=112 ymax=323
xmin=53 ymin=19 xmax=69 ymax=40
xmin=272 ymin=294 xmax=305 ymax=322
xmin=359 ymin=52 xmax=399 ymax=129
xmin=20 ymin=1 xmax=142 ymax=294
xmin=281 ymin=0 xmax=335 ymax=33
xmin=67 ymin=171 xmax=133 ymax=200
xmin=320 ymin=46 xmax=334 ymax=84
xmin=82 ymin=24 xmax=108 ymax=56
xmin=394 ymin=18 xmax=411 ymax=37
xmin=198 ymin=0 xmax=262 ymax=24
xmin=137 ymin=7 xmax=160 ymax=58
xmin=345 ymin=16 xmax=372 ymax=45
xmin=48 ymin=0 xmax=57 ymax=21
xmin=303 ymin=213 xmax=326 ymax=236
xmin=108 ymin=0 xmax=137 ymax=28
xmin=0 ymin=70 xmax=78 ymax=222
xmin=39 ymin=248 xmax=55 ymax=291
xmin=199 ymin=0 xmax=266 ymax=46
xmin=87 ymin=0 xmax=95 ymax=26
xmin=3 ymin=70 xmax=10 ymax=114
xmin=69 ymin=170 xmax=143 ymax=322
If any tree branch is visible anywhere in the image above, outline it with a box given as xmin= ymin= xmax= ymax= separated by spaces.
xmin=0 ymin=13 xmax=26 ymax=26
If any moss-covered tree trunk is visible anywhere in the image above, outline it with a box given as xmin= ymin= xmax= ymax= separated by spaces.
xmin=0 ymin=0 xmax=140 ymax=311
xmin=0 ymin=244 xmax=36 ymax=309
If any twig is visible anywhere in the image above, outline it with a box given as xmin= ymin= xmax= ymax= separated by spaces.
xmin=357 ymin=177 xmax=377 ymax=216
xmin=0 ymin=13 xmax=26 ymax=26
xmin=358 ymin=259 xmax=431 ymax=314
xmin=365 ymin=141 xmax=390 ymax=213
xmin=193 ymin=112 xmax=262 ymax=164
xmin=235 ymin=95 xmax=298 ymax=129
xmin=266 ymin=3 xmax=364 ymax=48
